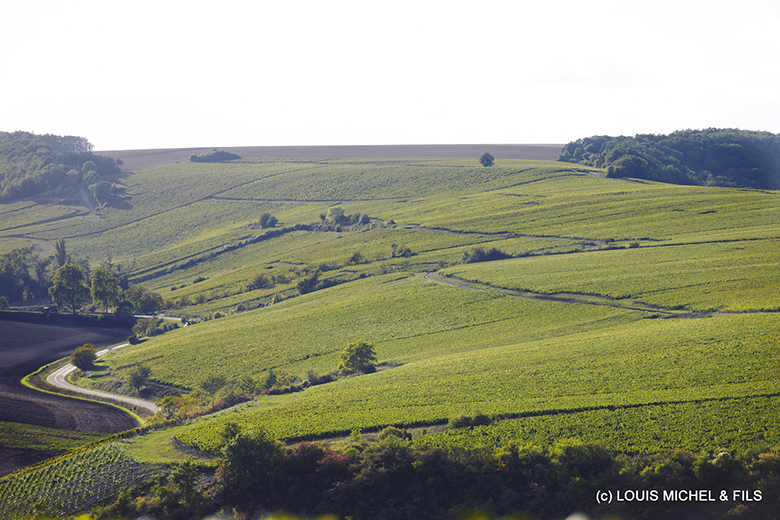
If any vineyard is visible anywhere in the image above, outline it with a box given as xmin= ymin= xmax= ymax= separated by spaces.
xmin=0 ymin=443 xmax=157 ymax=519
xmin=2 ymin=154 xmax=779 ymax=517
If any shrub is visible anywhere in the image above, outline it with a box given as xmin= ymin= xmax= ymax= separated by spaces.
xmin=71 ymin=343 xmax=97 ymax=371
xmin=448 ymin=412 xmax=493 ymax=429
xmin=462 ymin=246 xmax=513 ymax=263
xmin=378 ymin=426 xmax=412 ymax=441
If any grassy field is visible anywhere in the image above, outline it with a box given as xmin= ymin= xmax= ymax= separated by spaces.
xmin=1 ymin=155 xmax=778 ymax=517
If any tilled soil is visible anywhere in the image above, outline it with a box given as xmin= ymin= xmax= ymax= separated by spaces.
xmin=0 ymin=320 xmax=138 ymax=433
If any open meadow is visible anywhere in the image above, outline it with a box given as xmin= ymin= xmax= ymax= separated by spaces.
xmin=1 ymin=150 xmax=779 ymax=519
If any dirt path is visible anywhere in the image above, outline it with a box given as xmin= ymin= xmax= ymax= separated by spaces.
xmin=421 ymin=272 xmax=703 ymax=317
xmin=46 ymin=343 xmax=160 ymax=413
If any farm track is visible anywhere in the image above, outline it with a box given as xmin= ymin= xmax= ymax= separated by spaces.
xmin=46 ymin=345 xmax=161 ymax=413
xmin=422 ymin=272 xmax=718 ymax=318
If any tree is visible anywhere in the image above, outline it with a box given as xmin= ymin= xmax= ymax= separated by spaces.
xmin=170 ymin=458 xmax=200 ymax=503
xmin=90 ymin=268 xmax=121 ymax=311
xmin=71 ymin=343 xmax=97 ymax=371
xmin=54 ymin=239 xmax=68 ymax=268
xmin=220 ymin=428 xmax=284 ymax=498
xmin=297 ymin=271 xmax=320 ymax=295
xmin=337 ymin=339 xmax=378 ymax=374
xmin=49 ymin=264 xmax=89 ymax=314
xmin=128 ymin=363 xmax=152 ymax=392
xmin=259 ymin=213 xmax=278 ymax=228
xmin=479 ymin=153 xmax=495 ymax=167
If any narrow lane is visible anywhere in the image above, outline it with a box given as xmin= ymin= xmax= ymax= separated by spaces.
xmin=46 ymin=343 xmax=160 ymax=413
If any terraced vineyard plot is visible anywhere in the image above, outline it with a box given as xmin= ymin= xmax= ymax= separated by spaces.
xmin=175 ymin=297 xmax=780 ymax=450
xmin=216 ymin=159 xmax=574 ymax=201
xmin=411 ymin=395 xmax=780 ymax=454
xmin=443 ymin=238 xmax=780 ymax=311
xmin=392 ymin=176 xmax=780 ymax=241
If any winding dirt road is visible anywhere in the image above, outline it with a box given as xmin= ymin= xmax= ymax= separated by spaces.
xmin=45 ymin=343 xmax=160 ymax=413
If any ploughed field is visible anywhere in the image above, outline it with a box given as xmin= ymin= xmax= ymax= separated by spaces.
xmin=1 ymin=152 xmax=779 ymax=517
xmin=0 ymin=318 xmax=135 ymax=476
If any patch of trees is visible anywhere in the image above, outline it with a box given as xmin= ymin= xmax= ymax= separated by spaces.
xmin=559 ymin=128 xmax=780 ymax=189
xmin=132 ymin=317 xmax=179 ymax=338
xmin=462 ymin=246 xmax=513 ymax=263
xmin=314 ymin=206 xmax=371 ymax=231
xmin=189 ymin=149 xmax=241 ymax=162
xmin=0 ymin=248 xmax=53 ymax=302
xmin=94 ymin=432 xmax=780 ymax=520
xmin=0 ymin=131 xmax=122 ymax=202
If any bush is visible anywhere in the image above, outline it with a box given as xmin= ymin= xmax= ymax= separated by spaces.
xmin=71 ymin=343 xmax=97 ymax=371
xmin=462 ymin=246 xmax=513 ymax=263
xmin=448 ymin=412 xmax=493 ymax=429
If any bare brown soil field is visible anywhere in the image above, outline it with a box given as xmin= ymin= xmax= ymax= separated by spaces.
xmin=0 ymin=319 xmax=137 ymax=432
xmin=97 ymin=144 xmax=564 ymax=171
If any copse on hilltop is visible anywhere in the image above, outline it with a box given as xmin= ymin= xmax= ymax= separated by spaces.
xmin=0 ymin=131 xmax=121 ymax=201
xmin=559 ymin=128 xmax=780 ymax=189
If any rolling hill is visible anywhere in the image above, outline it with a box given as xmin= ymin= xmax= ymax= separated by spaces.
xmin=1 ymin=148 xmax=778 ymax=519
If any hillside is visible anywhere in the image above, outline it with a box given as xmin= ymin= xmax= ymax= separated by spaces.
xmin=0 ymin=131 xmax=121 ymax=202
xmin=1 ymin=154 xmax=779 ymax=519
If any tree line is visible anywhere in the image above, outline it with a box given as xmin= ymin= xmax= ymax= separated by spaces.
xmin=0 ymin=131 xmax=122 ymax=202
xmin=92 ymin=429 xmax=780 ymax=520
xmin=559 ymin=128 xmax=780 ymax=189
xmin=0 ymin=239 xmax=164 ymax=316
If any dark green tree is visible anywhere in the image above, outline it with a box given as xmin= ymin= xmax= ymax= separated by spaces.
xmin=480 ymin=153 xmax=495 ymax=167
xmin=54 ymin=239 xmax=68 ymax=268
xmin=259 ymin=213 xmax=278 ymax=228
xmin=128 ymin=363 xmax=152 ymax=392
xmin=337 ymin=339 xmax=378 ymax=374
xmin=49 ymin=264 xmax=89 ymax=314
xmin=220 ymin=428 xmax=284 ymax=498
xmin=170 ymin=458 xmax=200 ymax=503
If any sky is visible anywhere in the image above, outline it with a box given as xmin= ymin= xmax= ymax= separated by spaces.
xmin=3 ymin=0 xmax=780 ymax=151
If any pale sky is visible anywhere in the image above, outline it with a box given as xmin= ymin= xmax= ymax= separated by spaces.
xmin=3 ymin=0 xmax=779 ymax=151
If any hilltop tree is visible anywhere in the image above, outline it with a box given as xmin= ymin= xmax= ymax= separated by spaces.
xmin=337 ymin=339 xmax=378 ymax=375
xmin=480 ymin=153 xmax=495 ymax=167
xmin=71 ymin=343 xmax=97 ymax=371
xmin=49 ymin=264 xmax=89 ymax=314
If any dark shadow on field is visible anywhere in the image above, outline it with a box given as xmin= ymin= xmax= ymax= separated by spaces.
xmin=0 ymin=447 xmax=65 ymax=478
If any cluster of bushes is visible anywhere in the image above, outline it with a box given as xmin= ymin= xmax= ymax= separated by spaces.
xmin=559 ymin=128 xmax=780 ymax=189
xmin=448 ymin=412 xmax=493 ymax=429
xmin=462 ymin=246 xmax=513 ymax=263
xmin=94 ymin=431 xmax=780 ymax=520
xmin=188 ymin=149 xmax=241 ymax=162
xmin=296 ymin=270 xmax=345 ymax=295
xmin=313 ymin=206 xmax=371 ymax=232
xmin=131 ymin=317 xmax=179 ymax=338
